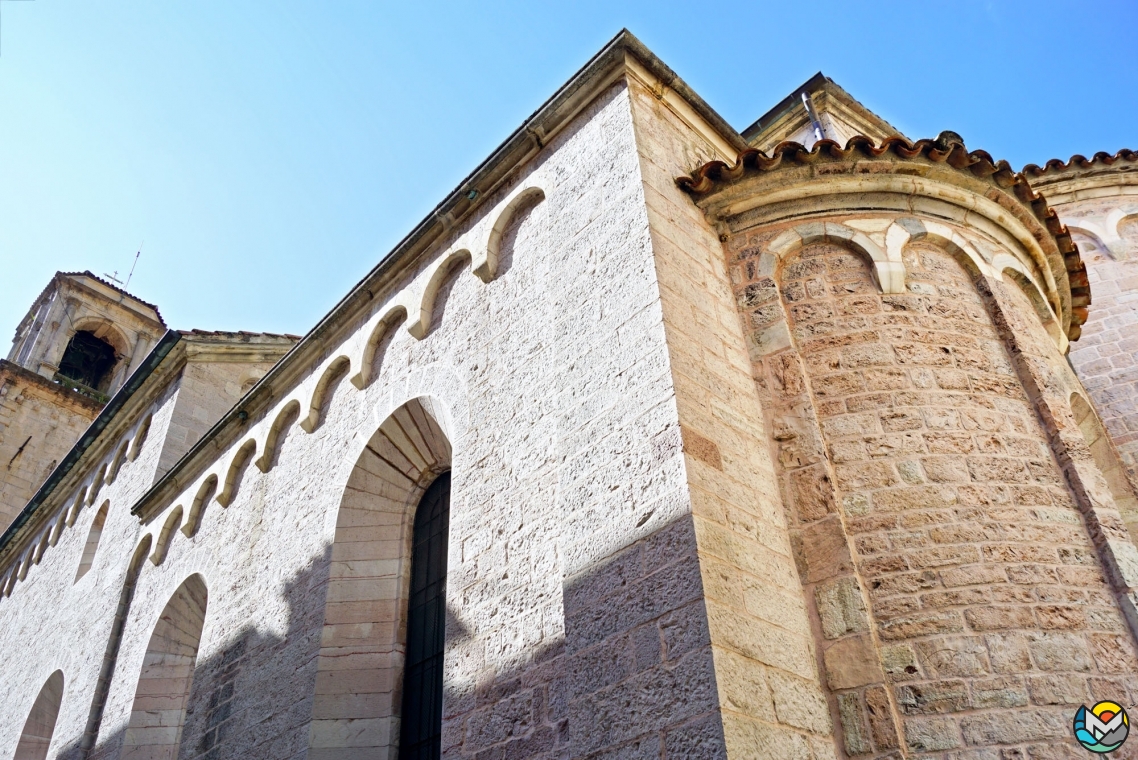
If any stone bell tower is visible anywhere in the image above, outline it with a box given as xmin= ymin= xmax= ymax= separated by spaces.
xmin=0 ymin=271 xmax=166 ymax=531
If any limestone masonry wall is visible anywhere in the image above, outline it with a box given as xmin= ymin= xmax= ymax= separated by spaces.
xmin=0 ymin=363 xmax=101 ymax=531
xmin=725 ymin=217 xmax=1138 ymax=757
xmin=1058 ymin=198 xmax=1138 ymax=505
xmin=630 ymin=78 xmax=838 ymax=758
xmin=0 ymin=77 xmax=737 ymax=760
xmin=3 ymin=35 xmax=1138 ymax=760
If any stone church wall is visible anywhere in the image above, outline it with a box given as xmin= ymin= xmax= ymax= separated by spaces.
xmin=628 ymin=77 xmax=838 ymax=757
xmin=3 ymin=33 xmax=1137 ymax=760
xmin=714 ymin=203 xmax=1138 ymax=756
xmin=743 ymin=231 xmax=1137 ymax=754
xmin=0 ymin=76 xmax=757 ymax=760
xmin=0 ymin=362 xmax=102 ymax=530
xmin=1058 ymin=199 xmax=1138 ymax=513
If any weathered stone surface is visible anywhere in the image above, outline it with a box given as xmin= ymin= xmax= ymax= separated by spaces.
xmin=815 ymin=575 xmax=869 ymax=639
xmin=837 ymin=692 xmax=872 ymax=756
xmin=823 ymin=635 xmax=883 ymax=691
xmin=3 ymin=35 xmax=1138 ymax=760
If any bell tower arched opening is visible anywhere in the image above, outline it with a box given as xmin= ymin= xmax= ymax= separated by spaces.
xmin=57 ymin=330 xmax=118 ymax=393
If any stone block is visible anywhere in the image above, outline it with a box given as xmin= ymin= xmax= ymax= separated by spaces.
xmin=837 ymin=692 xmax=872 ymax=756
xmin=822 ymin=635 xmax=883 ymax=691
xmin=904 ymin=716 xmax=961 ymax=753
xmin=792 ymin=515 xmax=853 ymax=584
xmin=814 ymin=575 xmax=870 ymax=640
xmin=767 ymin=667 xmax=832 ymax=735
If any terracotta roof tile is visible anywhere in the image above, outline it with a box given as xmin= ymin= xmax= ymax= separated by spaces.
xmin=676 ymin=135 xmax=1089 ymax=339
xmin=1023 ymin=148 xmax=1138 ymax=177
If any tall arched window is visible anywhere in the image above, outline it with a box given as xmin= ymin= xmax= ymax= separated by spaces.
xmin=14 ymin=670 xmax=64 ymax=760
xmin=308 ymin=397 xmax=453 ymax=758
xmin=400 ymin=472 xmax=451 ymax=760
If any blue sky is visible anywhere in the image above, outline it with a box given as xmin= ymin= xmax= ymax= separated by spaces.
xmin=2 ymin=1 xmax=1135 ymax=340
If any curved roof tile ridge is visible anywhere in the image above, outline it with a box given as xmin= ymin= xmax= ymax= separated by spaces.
xmin=675 ymin=136 xmax=1028 ymax=193
xmin=675 ymin=135 xmax=1089 ymax=339
xmin=1023 ymin=148 xmax=1138 ymax=177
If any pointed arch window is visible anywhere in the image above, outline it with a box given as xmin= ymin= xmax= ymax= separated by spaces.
xmin=400 ymin=472 xmax=451 ymax=760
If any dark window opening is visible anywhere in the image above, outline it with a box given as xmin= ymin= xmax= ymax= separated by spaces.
xmin=399 ymin=471 xmax=451 ymax=760
xmin=58 ymin=331 xmax=117 ymax=391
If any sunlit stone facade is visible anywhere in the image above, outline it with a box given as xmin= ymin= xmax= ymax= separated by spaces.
xmin=2 ymin=32 xmax=1136 ymax=760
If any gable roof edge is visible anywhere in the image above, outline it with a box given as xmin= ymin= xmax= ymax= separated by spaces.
xmin=125 ymin=29 xmax=746 ymax=520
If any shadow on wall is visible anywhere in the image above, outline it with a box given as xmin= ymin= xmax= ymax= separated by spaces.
xmin=56 ymin=547 xmax=332 ymax=760
xmin=45 ymin=510 xmax=723 ymax=759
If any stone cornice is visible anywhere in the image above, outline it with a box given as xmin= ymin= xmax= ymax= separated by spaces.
xmin=1023 ymin=150 xmax=1138 ymax=207
xmin=676 ymin=136 xmax=1088 ymax=341
xmin=124 ymin=29 xmax=747 ymax=523
xmin=1024 ymin=148 xmax=1138 ymax=179
xmin=0 ymin=326 xmax=304 ymax=579
xmin=0 ymin=360 xmax=105 ymax=414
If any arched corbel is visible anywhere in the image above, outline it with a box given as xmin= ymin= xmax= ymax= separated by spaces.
xmin=472 ymin=185 xmax=545 ymax=282
xmin=255 ymin=399 xmax=301 ymax=472
xmin=350 ymin=306 xmax=408 ymax=389
xmin=407 ymin=249 xmax=472 ymax=340
xmin=216 ymin=439 xmax=258 ymax=507
xmin=150 ymin=506 xmax=184 ymax=565
xmin=182 ymin=474 xmax=219 ymax=537
xmin=300 ymin=356 xmax=352 ymax=433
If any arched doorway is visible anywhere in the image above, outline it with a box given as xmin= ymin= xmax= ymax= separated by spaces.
xmin=308 ymin=397 xmax=452 ymax=758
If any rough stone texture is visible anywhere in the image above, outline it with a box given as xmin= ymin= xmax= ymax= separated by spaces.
xmin=1050 ymin=198 xmax=1138 ymax=536
xmin=727 ymin=223 xmax=1138 ymax=757
xmin=0 ymin=74 xmax=761 ymax=760
xmin=0 ymin=362 xmax=101 ymax=531
xmin=2 ymin=36 xmax=1138 ymax=760
xmin=629 ymin=77 xmax=836 ymax=758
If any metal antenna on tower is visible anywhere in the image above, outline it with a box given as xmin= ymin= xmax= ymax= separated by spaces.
xmin=104 ymin=243 xmax=141 ymax=289
xmin=124 ymin=242 xmax=142 ymax=289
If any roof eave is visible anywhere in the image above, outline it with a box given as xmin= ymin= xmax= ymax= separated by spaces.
xmin=127 ymin=29 xmax=745 ymax=520
xmin=0 ymin=330 xmax=184 ymax=560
